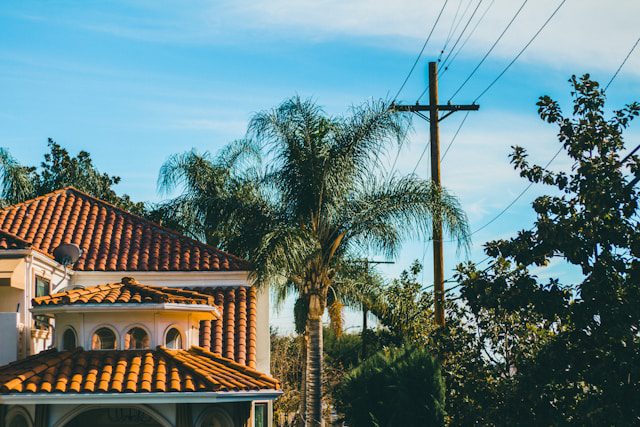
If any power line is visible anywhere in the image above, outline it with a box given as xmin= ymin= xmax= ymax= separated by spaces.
xmin=448 ymin=0 xmax=529 ymax=102
xmin=438 ymin=0 xmax=467 ymax=63
xmin=467 ymin=145 xmax=564 ymax=237
xmin=392 ymin=0 xmax=450 ymax=101
xmin=473 ymin=0 xmax=567 ymax=103
xmin=440 ymin=0 xmax=497 ymax=78
xmin=605 ymin=34 xmax=640 ymax=91
xmin=438 ymin=0 xmax=485 ymax=73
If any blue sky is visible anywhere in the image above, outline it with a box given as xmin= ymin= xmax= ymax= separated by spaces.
xmin=1 ymin=0 xmax=639 ymax=332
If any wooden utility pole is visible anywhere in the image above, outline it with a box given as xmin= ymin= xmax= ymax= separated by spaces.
xmin=391 ymin=61 xmax=479 ymax=327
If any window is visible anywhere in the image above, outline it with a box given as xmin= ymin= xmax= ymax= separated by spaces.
xmin=62 ymin=328 xmax=77 ymax=350
xmin=34 ymin=276 xmax=50 ymax=330
xmin=254 ymin=403 xmax=268 ymax=427
xmin=92 ymin=327 xmax=117 ymax=350
xmin=165 ymin=327 xmax=183 ymax=349
xmin=8 ymin=414 xmax=30 ymax=427
xmin=124 ymin=327 xmax=150 ymax=350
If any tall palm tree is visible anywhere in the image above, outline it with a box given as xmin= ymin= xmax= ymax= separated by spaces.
xmin=159 ymin=97 xmax=469 ymax=426
xmin=248 ymin=97 xmax=468 ymax=426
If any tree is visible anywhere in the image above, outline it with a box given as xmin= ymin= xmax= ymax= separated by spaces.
xmin=159 ymin=97 xmax=470 ymax=426
xmin=457 ymin=75 xmax=640 ymax=424
xmin=335 ymin=345 xmax=446 ymax=427
xmin=0 ymin=139 xmax=144 ymax=213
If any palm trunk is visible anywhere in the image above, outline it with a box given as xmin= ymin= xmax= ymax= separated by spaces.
xmin=305 ymin=293 xmax=324 ymax=427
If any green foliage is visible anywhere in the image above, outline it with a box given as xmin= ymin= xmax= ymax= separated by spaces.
xmin=0 ymin=139 xmax=144 ymax=213
xmin=455 ymin=74 xmax=640 ymax=424
xmin=336 ymin=345 xmax=445 ymax=427
xmin=270 ymin=330 xmax=305 ymax=426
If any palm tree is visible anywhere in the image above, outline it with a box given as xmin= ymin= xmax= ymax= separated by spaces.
xmin=159 ymin=97 xmax=469 ymax=426
xmin=0 ymin=148 xmax=35 ymax=206
xmin=248 ymin=97 xmax=468 ymax=426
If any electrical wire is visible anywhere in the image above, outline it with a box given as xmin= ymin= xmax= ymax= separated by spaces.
xmin=467 ymin=145 xmax=564 ymax=237
xmin=448 ymin=0 xmax=529 ymax=101
xmin=605 ymin=34 xmax=640 ymax=91
xmin=439 ymin=0 xmax=485 ymax=73
xmin=438 ymin=0 xmax=466 ymax=63
xmin=439 ymin=0 xmax=497 ymax=78
xmin=473 ymin=0 xmax=567 ymax=103
xmin=392 ymin=0 xmax=450 ymax=101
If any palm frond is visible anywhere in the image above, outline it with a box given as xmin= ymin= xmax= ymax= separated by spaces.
xmin=341 ymin=175 xmax=470 ymax=258
xmin=0 ymin=148 xmax=35 ymax=204
xmin=157 ymin=149 xmax=216 ymax=195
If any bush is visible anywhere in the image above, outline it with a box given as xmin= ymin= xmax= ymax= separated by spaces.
xmin=336 ymin=346 xmax=445 ymax=427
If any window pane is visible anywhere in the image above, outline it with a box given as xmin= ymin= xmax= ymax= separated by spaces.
xmin=254 ymin=403 xmax=267 ymax=427
xmin=62 ymin=328 xmax=77 ymax=350
xmin=92 ymin=327 xmax=116 ymax=350
xmin=125 ymin=327 xmax=150 ymax=350
xmin=35 ymin=277 xmax=50 ymax=329
xmin=35 ymin=277 xmax=49 ymax=297
xmin=165 ymin=328 xmax=182 ymax=349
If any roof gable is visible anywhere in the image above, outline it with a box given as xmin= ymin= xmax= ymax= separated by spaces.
xmin=0 ymin=187 xmax=249 ymax=272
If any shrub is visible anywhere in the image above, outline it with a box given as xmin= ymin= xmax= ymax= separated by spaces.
xmin=336 ymin=346 xmax=445 ymax=427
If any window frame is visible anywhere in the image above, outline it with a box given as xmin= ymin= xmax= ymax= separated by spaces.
xmin=33 ymin=276 xmax=51 ymax=330
xmin=90 ymin=325 xmax=119 ymax=350
xmin=123 ymin=325 xmax=152 ymax=350
xmin=60 ymin=326 xmax=78 ymax=351
xmin=163 ymin=325 xmax=184 ymax=350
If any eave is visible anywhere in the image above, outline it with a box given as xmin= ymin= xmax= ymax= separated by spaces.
xmin=0 ymin=390 xmax=282 ymax=405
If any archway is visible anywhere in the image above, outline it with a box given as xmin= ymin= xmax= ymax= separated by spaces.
xmin=57 ymin=406 xmax=170 ymax=427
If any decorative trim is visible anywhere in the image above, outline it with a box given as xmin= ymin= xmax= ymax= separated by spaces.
xmin=195 ymin=407 xmax=234 ymax=427
xmin=0 ymin=390 xmax=282 ymax=405
xmin=31 ymin=303 xmax=221 ymax=317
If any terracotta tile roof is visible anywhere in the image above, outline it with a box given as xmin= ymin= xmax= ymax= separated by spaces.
xmin=0 ymin=229 xmax=31 ymax=250
xmin=32 ymin=277 xmax=217 ymax=308
xmin=191 ymin=286 xmax=258 ymax=368
xmin=0 ymin=187 xmax=250 ymax=272
xmin=0 ymin=346 xmax=279 ymax=394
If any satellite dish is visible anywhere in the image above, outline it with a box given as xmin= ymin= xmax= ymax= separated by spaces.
xmin=53 ymin=243 xmax=83 ymax=266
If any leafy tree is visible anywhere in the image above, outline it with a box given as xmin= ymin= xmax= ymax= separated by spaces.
xmin=0 ymin=139 xmax=144 ymax=213
xmin=159 ymin=97 xmax=470 ymax=426
xmin=457 ymin=75 xmax=640 ymax=424
xmin=335 ymin=345 xmax=446 ymax=427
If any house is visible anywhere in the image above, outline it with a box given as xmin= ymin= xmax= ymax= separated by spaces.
xmin=0 ymin=187 xmax=280 ymax=427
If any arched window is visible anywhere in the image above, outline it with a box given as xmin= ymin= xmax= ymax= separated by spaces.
xmin=8 ymin=414 xmax=30 ymax=427
xmin=92 ymin=327 xmax=117 ymax=350
xmin=6 ymin=407 xmax=32 ymax=427
xmin=62 ymin=327 xmax=77 ymax=350
xmin=165 ymin=327 xmax=183 ymax=349
xmin=124 ymin=327 xmax=150 ymax=350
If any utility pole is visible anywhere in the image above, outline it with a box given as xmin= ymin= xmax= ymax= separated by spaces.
xmin=391 ymin=61 xmax=479 ymax=327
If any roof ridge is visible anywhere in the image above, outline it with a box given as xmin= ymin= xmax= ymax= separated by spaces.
xmin=32 ymin=283 xmax=123 ymax=306
xmin=60 ymin=187 xmax=250 ymax=267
